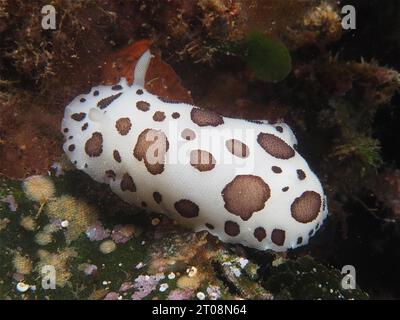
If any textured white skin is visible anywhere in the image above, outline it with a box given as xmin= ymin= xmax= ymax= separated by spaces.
xmin=62 ymin=50 xmax=328 ymax=252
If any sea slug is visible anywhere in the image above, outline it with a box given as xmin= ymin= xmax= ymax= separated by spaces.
xmin=61 ymin=49 xmax=328 ymax=252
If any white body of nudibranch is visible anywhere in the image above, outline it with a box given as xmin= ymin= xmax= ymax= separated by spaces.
xmin=62 ymin=50 xmax=328 ymax=252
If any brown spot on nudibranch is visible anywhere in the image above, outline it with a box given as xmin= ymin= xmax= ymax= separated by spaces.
xmin=275 ymin=126 xmax=283 ymax=133
xmin=80 ymin=98 xmax=86 ymax=103
xmin=291 ymin=191 xmax=321 ymax=223
xmin=85 ymin=132 xmax=103 ymax=157
xmin=68 ymin=145 xmax=75 ymax=152
xmin=222 ymin=175 xmax=270 ymax=221
xmin=136 ymin=100 xmax=150 ymax=112
xmin=205 ymin=223 xmax=214 ymax=230
xmin=224 ymin=221 xmax=240 ymax=237
xmin=133 ymin=129 xmax=169 ymax=175
xmin=63 ymin=128 xmax=69 ymax=133
xmin=282 ymin=186 xmax=289 ymax=192
xmin=97 ymin=92 xmax=123 ymax=109
xmin=247 ymin=120 xmax=264 ymax=124
xmin=271 ymin=229 xmax=285 ymax=246
xmin=172 ymin=112 xmax=180 ymax=119
xmin=190 ymin=150 xmax=216 ymax=172
xmin=174 ymin=199 xmax=199 ymax=218
xmin=153 ymin=111 xmax=166 ymax=122
xmin=113 ymin=150 xmax=121 ymax=163
xmin=254 ymin=227 xmax=266 ymax=242
xmin=136 ymin=89 xmax=143 ymax=95
xmin=190 ymin=108 xmax=224 ymax=127
xmin=120 ymin=173 xmax=136 ymax=192
xmin=181 ymin=129 xmax=196 ymax=141
xmin=112 ymin=85 xmax=123 ymax=91
xmin=153 ymin=192 xmax=162 ymax=204
xmin=297 ymin=169 xmax=306 ymax=180
xmin=71 ymin=113 xmax=86 ymax=121
xmin=225 ymin=139 xmax=249 ymax=158
xmin=272 ymin=166 xmax=282 ymax=174
xmin=82 ymin=123 xmax=88 ymax=131
xmin=115 ymin=118 xmax=132 ymax=136
xmin=93 ymin=90 xmax=99 ymax=96
xmin=257 ymin=133 xmax=295 ymax=159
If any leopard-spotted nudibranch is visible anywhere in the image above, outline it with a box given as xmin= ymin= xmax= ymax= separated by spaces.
xmin=61 ymin=50 xmax=328 ymax=252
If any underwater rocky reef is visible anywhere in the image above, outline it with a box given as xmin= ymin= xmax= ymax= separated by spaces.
xmin=0 ymin=0 xmax=399 ymax=300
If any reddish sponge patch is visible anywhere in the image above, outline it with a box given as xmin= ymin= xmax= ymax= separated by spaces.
xmin=257 ymin=133 xmax=295 ymax=159
xmin=174 ymin=199 xmax=199 ymax=218
xmin=222 ymin=175 xmax=270 ymax=221
xmin=291 ymin=191 xmax=321 ymax=223
xmin=102 ymin=40 xmax=192 ymax=104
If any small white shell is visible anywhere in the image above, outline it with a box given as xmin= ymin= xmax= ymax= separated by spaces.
xmin=159 ymin=283 xmax=169 ymax=292
xmin=16 ymin=282 xmax=30 ymax=293
xmin=61 ymin=220 xmax=69 ymax=228
xmin=196 ymin=292 xmax=206 ymax=300
xmin=167 ymin=272 xmax=176 ymax=280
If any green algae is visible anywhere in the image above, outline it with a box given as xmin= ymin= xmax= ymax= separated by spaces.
xmin=216 ymin=31 xmax=292 ymax=83
xmin=242 ymin=31 xmax=292 ymax=83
